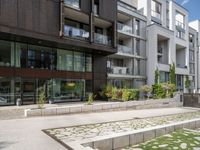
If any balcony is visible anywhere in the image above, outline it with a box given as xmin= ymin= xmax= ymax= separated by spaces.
xmin=176 ymin=20 xmax=185 ymax=30
xmin=108 ymin=66 xmax=132 ymax=75
xmin=176 ymin=64 xmax=187 ymax=69
xmin=94 ymin=33 xmax=111 ymax=46
xmin=117 ymin=1 xmax=143 ymax=15
xmin=151 ymin=10 xmax=161 ymax=24
xmin=64 ymin=0 xmax=80 ymax=8
xmin=118 ymin=45 xmax=133 ymax=55
xmin=176 ymin=30 xmax=185 ymax=40
xmin=117 ymin=23 xmax=132 ymax=35
xmin=189 ymin=42 xmax=194 ymax=49
xmin=64 ymin=25 xmax=89 ymax=40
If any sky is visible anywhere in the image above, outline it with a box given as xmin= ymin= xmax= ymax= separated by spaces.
xmin=175 ymin=0 xmax=200 ymax=21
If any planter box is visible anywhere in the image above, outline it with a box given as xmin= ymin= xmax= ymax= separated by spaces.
xmin=24 ymin=97 xmax=183 ymax=117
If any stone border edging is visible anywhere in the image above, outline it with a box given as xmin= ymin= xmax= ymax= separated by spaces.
xmin=63 ymin=118 xmax=200 ymax=150
xmin=24 ymin=98 xmax=182 ymax=117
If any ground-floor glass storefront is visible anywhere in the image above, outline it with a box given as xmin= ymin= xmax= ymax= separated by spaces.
xmin=0 ymin=77 xmax=92 ymax=106
xmin=0 ymin=39 xmax=94 ymax=106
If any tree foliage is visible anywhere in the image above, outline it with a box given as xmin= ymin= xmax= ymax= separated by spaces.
xmin=154 ymin=68 xmax=160 ymax=85
xmin=169 ymin=63 xmax=176 ymax=85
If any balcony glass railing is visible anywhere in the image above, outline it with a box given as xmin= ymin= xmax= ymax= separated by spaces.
xmin=176 ymin=20 xmax=185 ymax=30
xmin=118 ymin=45 xmax=133 ymax=54
xmin=151 ymin=10 xmax=161 ymax=21
xmin=94 ymin=33 xmax=111 ymax=46
xmin=117 ymin=23 xmax=132 ymax=34
xmin=64 ymin=0 xmax=80 ymax=8
xmin=107 ymin=66 xmax=132 ymax=75
xmin=64 ymin=25 xmax=89 ymax=39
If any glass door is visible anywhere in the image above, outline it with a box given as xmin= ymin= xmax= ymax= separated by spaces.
xmin=22 ymin=79 xmax=35 ymax=105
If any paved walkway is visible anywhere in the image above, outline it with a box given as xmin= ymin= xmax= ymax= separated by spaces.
xmin=0 ymin=107 xmax=199 ymax=150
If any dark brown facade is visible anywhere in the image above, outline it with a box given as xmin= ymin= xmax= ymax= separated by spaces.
xmin=0 ymin=0 xmax=117 ymax=105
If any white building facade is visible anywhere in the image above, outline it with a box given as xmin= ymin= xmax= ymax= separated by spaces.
xmin=108 ymin=0 xmax=200 ymax=92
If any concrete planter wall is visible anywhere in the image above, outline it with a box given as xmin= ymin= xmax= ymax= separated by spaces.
xmin=24 ymin=97 xmax=183 ymax=117
xmin=75 ymin=118 xmax=200 ymax=150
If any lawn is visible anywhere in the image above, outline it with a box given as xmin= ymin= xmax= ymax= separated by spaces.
xmin=123 ymin=129 xmax=200 ymax=150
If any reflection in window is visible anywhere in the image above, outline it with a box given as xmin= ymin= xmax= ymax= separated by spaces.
xmin=11 ymin=42 xmax=93 ymax=72
xmin=0 ymin=40 xmax=14 ymax=67
xmin=85 ymin=54 xmax=92 ymax=72
xmin=52 ymin=79 xmax=85 ymax=101
xmin=57 ymin=50 xmax=73 ymax=71
xmin=74 ymin=52 xmax=85 ymax=72
xmin=16 ymin=43 xmax=55 ymax=69
xmin=0 ymin=77 xmax=15 ymax=105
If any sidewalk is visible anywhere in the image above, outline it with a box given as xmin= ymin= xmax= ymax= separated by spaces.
xmin=0 ymin=107 xmax=199 ymax=150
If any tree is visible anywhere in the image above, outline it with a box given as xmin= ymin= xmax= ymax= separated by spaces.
xmin=185 ymin=75 xmax=191 ymax=89
xmin=169 ymin=63 xmax=176 ymax=85
xmin=154 ymin=68 xmax=160 ymax=84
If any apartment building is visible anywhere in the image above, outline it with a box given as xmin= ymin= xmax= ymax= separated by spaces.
xmin=137 ymin=0 xmax=190 ymax=91
xmin=107 ymin=0 xmax=147 ymax=88
xmin=188 ymin=27 xmax=198 ymax=91
xmin=0 ymin=0 xmax=118 ymax=106
xmin=189 ymin=20 xmax=200 ymax=92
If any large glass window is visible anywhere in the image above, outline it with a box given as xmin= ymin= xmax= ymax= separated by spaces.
xmin=151 ymin=0 xmax=161 ymax=20
xmin=16 ymin=43 xmax=55 ymax=69
xmin=135 ymin=39 xmax=140 ymax=55
xmin=52 ymin=79 xmax=85 ymax=101
xmin=0 ymin=77 xmax=15 ymax=106
xmin=176 ymin=75 xmax=183 ymax=91
xmin=11 ymin=42 xmax=93 ymax=72
xmin=85 ymin=54 xmax=92 ymax=72
xmin=160 ymin=71 xmax=169 ymax=83
xmin=0 ymin=40 xmax=14 ymax=67
xmin=57 ymin=49 xmax=73 ymax=71
xmin=64 ymin=0 xmax=80 ymax=8
xmin=74 ymin=52 xmax=85 ymax=72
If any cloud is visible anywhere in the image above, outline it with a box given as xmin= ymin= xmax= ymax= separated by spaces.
xmin=181 ymin=0 xmax=190 ymax=5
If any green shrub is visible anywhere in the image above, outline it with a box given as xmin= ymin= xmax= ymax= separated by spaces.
xmin=140 ymin=85 xmax=152 ymax=99
xmin=168 ymin=83 xmax=176 ymax=98
xmin=87 ymin=93 xmax=94 ymax=105
xmin=122 ymin=89 xmax=139 ymax=101
xmin=38 ymin=91 xmax=46 ymax=109
xmin=104 ymin=84 xmax=113 ymax=98
xmin=153 ymin=83 xmax=176 ymax=99
xmin=111 ymin=87 xmax=118 ymax=100
xmin=185 ymin=75 xmax=191 ymax=89
xmin=153 ymin=84 xmax=166 ymax=99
